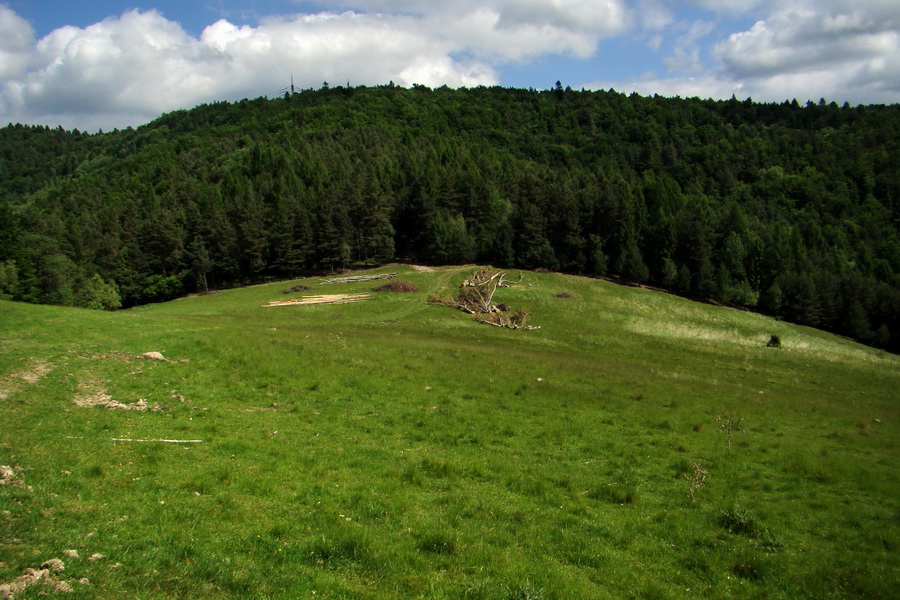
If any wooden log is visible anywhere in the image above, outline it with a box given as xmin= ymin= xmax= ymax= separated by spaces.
xmin=320 ymin=273 xmax=398 ymax=285
xmin=262 ymin=293 xmax=372 ymax=307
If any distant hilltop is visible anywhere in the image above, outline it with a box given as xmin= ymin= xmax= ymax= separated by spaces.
xmin=1 ymin=85 xmax=898 ymax=351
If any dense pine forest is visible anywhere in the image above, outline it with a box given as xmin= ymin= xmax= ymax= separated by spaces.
xmin=1 ymin=84 xmax=898 ymax=351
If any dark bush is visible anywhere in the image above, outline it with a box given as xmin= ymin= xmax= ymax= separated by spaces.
xmin=720 ymin=505 xmax=760 ymax=536
xmin=372 ymin=280 xmax=419 ymax=293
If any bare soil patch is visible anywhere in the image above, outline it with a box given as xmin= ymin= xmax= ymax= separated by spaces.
xmin=0 ymin=559 xmax=77 ymax=599
xmin=73 ymin=379 xmax=162 ymax=412
xmin=0 ymin=465 xmax=31 ymax=492
xmin=0 ymin=361 xmax=54 ymax=400
xmin=17 ymin=362 xmax=53 ymax=385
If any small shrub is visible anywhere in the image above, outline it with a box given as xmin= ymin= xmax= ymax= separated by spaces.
xmin=282 ymin=284 xmax=312 ymax=294
xmin=716 ymin=413 xmax=744 ymax=449
xmin=372 ymin=280 xmax=419 ymax=293
xmin=767 ymin=334 xmax=782 ymax=348
xmin=720 ymin=505 xmax=759 ymax=536
xmin=686 ymin=462 xmax=708 ymax=501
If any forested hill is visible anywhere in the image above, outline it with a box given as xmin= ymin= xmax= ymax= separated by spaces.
xmin=1 ymin=84 xmax=898 ymax=350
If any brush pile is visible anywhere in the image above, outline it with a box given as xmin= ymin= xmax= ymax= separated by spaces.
xmin=432 ymin=269 xmax=535 ymax=329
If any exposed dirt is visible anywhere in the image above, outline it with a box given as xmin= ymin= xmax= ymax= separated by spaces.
xmin=17 ymin=362 xmax=53 ymax=385
xmin=73 ymin=379 xmax=163 ymax=412
xmin=0 ymin=559 xmax=72 ymax=599
xmin=0 ymin=466 xmax=31 ymax=492
xmin=0 ymin=361 xmax=54 ymax=400
xmin=410 ymin=265 xmax=436 ymax=272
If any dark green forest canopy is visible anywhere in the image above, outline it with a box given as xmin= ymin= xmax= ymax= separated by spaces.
xmin=1 ymin=85 xmax=898 ymax=350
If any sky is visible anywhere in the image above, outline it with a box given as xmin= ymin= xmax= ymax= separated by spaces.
xmin=1 ymin=0 xmax=899 ymax=131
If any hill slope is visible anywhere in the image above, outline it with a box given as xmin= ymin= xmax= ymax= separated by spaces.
xmin=1 ymin=266 xmax=897 ymax=598
xmin=1 ymin=85 xmax=899 ymax=350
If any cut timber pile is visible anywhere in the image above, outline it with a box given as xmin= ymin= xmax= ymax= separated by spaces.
xmin=432 ymin=268 xmax=537 ymax=330
xmin=263 ymin=293 xmax=372 ymax=307
xmin=320 ymin=273 xmax=397 ymax=285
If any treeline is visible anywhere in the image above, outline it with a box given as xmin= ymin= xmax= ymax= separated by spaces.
xmin=1 ymin=84 xmax=898 ymax=350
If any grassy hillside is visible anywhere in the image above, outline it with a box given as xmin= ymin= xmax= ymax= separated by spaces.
xmin=1 ymin=266 xmax=897 ymax=599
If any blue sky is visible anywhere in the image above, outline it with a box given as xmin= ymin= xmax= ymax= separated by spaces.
xmin=1 ymin=1 xmax=898 ymax=131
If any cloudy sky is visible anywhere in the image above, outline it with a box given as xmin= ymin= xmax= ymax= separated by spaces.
xmin=1 ymin=0 xmax=899 ymax=131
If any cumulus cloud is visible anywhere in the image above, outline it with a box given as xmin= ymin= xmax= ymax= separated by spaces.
xmin=0 ymin=8 xmax=495 ymax=130
xmin=0 ymin=1 xmax=632 ymax=130
xmin=589 ymin=0 xmax=900 ymax=105
xmin=1 ymin=0 xmax=898 ymax=130
xmin=585 ymin=73 xmax=745 ymax=101
xmin=662 ymin=20 xmax=715 ymax=74
xmin=307 ymin=0 xmax=629 ymax=35
xmin=711 ymin=0 xmax=900 ymax=103
xmin=0 ymin=6 xmax=34 ymax=81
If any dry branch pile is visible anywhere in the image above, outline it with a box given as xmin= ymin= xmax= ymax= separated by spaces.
xmin=432 ymin=268 xmax=536 ymax=329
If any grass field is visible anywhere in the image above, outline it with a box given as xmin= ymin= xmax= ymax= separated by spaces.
xmin=1 ymin=265 xmax=897 ymax=599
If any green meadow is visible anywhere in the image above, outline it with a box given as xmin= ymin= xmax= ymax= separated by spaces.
xmin=1 ymin=266 xmax=897 ymax=599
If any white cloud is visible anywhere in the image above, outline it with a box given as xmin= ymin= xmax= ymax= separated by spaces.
xmin=1 ymin=0 xmax=899 ymax=130
xmin=0 ymin=8 xmax=501 ymax=130
xmin=0 ymin=1 xmax=634 ymax=130
xmin=306 ymin=0 xmax=629 ymax=34
xmin=585 ymin=73 xmax=744 ymax=100
xmin=589 ymin=0 xmax=900 ymax=105
xmin=686 ymin=0 xmax=763 ymax=14
xmin=0 ymin=6 xmax=34 ymax=81
xmin=637 ymin=0 xmax=674 ymax=31
xmin=711 ymin=0 xmax=900 ymax=102
xmin=663 ymin=20 xmax=715 ymax=74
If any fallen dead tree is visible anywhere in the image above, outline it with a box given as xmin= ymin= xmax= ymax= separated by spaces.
xmin=320 ymin=273 xmax=397 ymax=285
xmin=431 ymin=268 xmax=538 ymax=330
xmin=263 ymin=293 xmax=372 ymax=307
